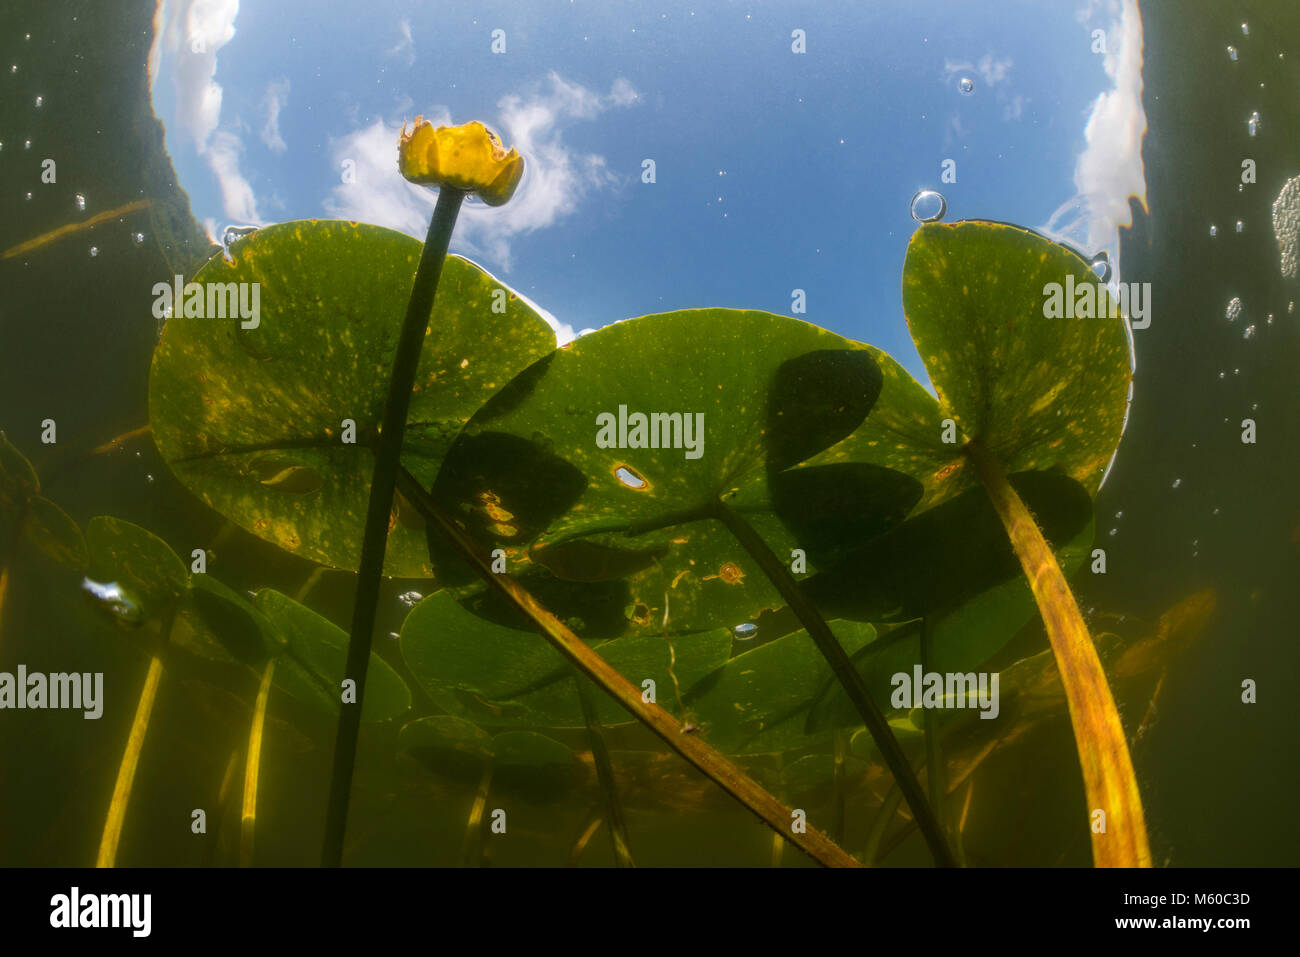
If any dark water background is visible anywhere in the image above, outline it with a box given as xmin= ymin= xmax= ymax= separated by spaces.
xmin=0 ymin=0 xmax=1296 ymax=866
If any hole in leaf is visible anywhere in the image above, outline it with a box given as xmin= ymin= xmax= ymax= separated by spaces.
xmin=614 ymin=465 xmax=648 ymax=490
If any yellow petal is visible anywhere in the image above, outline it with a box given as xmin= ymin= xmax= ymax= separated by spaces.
xmin=398 ymin=117 xmax=524 ymax=205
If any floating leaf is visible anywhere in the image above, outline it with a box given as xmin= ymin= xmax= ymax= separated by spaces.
xmin=902 ymin=221 xmax=1133 ymax=494
xmin=148 ymin=220 xmax=556 ymax=576
xmin=429 ymin=310 xmax=942 ymax=633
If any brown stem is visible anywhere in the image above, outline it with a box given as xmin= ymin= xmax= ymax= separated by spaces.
xmin=965 ymin=441 xmax=1150 ymax=867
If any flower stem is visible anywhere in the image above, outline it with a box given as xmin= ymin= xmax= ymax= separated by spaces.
xmin=709 ymin=498 xmax=956 ymax=867
xmin=240 ymin=657 xmax=275 ymax=867
xmin=395 ymin=465 xmax=861 ymax=868
xmin=964 ymin=440 xmax=1150 ymax=867
xmin=322 ymin=187 xmax=466 ymax=868
xmin=97 ymin=611 xmax=173 ymax=867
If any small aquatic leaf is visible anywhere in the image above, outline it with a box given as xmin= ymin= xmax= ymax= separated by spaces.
xmin=148 ymin=220 xmax=555 ymax=576
xmin=21 ymin=494 xmax=87 ymax=570
xmin=684 ymin=620 xmax=877 ymax=755
xmin=253 ymin=588 xmax=410 ymax=722
xmin=85 ymin=516 xmax=188 ymax=618
xmin=186 ymin=574 xmax=282 ymax=665
xmin=400 ymin=591 xmax=731 ymax=727
xmin=399 ymin=715 xmax=494 ymax=785
xmin=489 ymin=730 xmax=579 ymax=804
xmin=0 ymin=432 xmax=86 ymax=570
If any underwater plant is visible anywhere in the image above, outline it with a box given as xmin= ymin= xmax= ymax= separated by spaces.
xmin=2 ymin=115 xmax=1151 ymax=868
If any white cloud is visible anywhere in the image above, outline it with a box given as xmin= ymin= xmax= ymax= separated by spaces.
xmin=207 ymin=127 xmax=261 ymax=225
xmin=261 ymin=78 xmax=289 ymax=154
xmin=149 ymin=0 xmax=240 ymax=150
xmin=387 ymin=18 xmax=415 ymax=66
xmin=149 ymin=0 xmax=264 ymax=240
xmin=324 ymin=73 xmax=640 ymax=277
xmin=1043 ymin=0 xmax=1148 ymax=263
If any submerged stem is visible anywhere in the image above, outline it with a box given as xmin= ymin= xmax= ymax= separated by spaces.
xmin=919 ymin=617 xmax=956 ymax=863
xmin=97 ymin=611 xmax=173 ymax=867
xmin=396 ymin=465 xmax=860 ymax=868
xmin=322 ymin=187 xmax=466 ymax=868
xmin=864 ymin=784 xmax=905 ymax=867
xmin=965 ymin=440 xmax=1150 ymax=867
xmin=240 ymin=657 xmax=276 ymax=867
xmin=462 ymin=761 xmax=493 ymax=867
xmin=709 ymin=498 xmax=955 ymax=867
xmin=574 ymin=674 xmax=635 ymax=867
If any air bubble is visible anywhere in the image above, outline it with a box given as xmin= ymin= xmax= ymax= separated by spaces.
xmin=1225 ymin=297 xmax=1242 ymax=321
xmin=1243 ymin=324 xmax=1256 ymax=339
xmin=75 ymin=193 xmax=86 ymax=211
xmin=397 ymin=590 xmax=424 ymax=607
xmin=909 ymin=189 xmax=946 ymax=223
xmin=733 ymin=623 xmax=758 ymax=641
xmin=959 ymin=77 xmax=974 ymax=94
xmin=1171 ymin=478 xmax=1182 ymax=489
xmin=1241 ymin=22 xmax=1249 ymax=35
xmin=1236 ymin=220 xmax=1244 ymax=233
xmin=133 ymin=232 xmax=144 ymax=244
xmin=88 ymin=246 xmax=98 ymax=257
xmin=1248 ymin=111 xmax=1260 ymax=136
xmin=34 ymin=95 xmax=42 ymax=108
xmin=1090 ymin=252 xmax=1112 ymax=282
xmin=1227 ymin=46 xmax=1238 ymax=61
xmin=1210 ymin=224 xmax=1217 ymax=237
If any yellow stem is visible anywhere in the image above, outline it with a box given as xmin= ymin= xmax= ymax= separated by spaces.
xmin=240 ymin=658 xmax=276 ymax=867
xmin=966 ymin=442 xmax=1150 ymax=867
xmin=97 ymin=653 xmax=165 ymax=867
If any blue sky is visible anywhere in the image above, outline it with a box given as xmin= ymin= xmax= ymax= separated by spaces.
xmin=149 ymin=0 xmax=1146 ymax=382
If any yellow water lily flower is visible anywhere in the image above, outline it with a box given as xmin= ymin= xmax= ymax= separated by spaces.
xmin=397 ymin=117 xmax=524 ymax=206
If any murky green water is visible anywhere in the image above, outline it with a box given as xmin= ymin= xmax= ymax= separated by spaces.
xmin=1 ymin=1 xmax=1297 ymax=868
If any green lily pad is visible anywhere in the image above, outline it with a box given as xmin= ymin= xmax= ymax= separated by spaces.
xmin=428 ymin=309 xmax=942 ymax=634
xmin=399 ymin=590 xmax=731 ymax=728
xmin=148 ymin=219 xmax=556 ymax=577
xmin=902 ymin=221 xmax=1133 ymax=494
xmin=683 ymin=620 xmax=878 ymax=755
xmin=253 ymin=587 xmax=411 ymax=722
